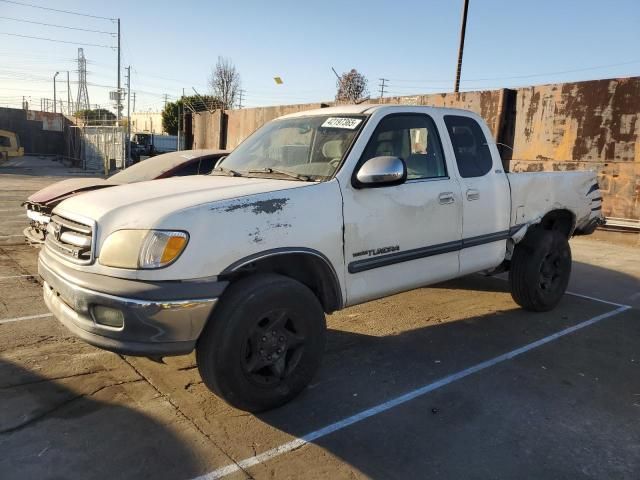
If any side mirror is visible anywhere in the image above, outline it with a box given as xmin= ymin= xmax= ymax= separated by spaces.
xmin=355 ymin=156 xmax=406 ymax=187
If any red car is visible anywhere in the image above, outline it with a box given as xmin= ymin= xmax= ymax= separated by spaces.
xmin=24 ymin=149 xmax=230 ymax=244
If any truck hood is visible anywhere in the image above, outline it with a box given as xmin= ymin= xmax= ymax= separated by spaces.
xmin=54 ymin=174 xmax=310 ymax=228
xmin=28 ymin=177 xmax=118 ymax=205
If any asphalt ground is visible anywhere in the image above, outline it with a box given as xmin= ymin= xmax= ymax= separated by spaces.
xmin=1 ymin=157 xmax=638 ymax=479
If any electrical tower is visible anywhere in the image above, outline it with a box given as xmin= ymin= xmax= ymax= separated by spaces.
xmin=75 ymin=48 xmax=90 ymax=112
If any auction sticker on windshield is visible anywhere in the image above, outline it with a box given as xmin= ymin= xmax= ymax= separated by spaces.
xmin=321 ymin=117 xmax=363 ymax=129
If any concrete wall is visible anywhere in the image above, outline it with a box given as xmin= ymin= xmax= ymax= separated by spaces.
xmin=190 ymin=76 xmax=640 ymax=220
xmin=0 ymin=108 xmax=68 ymax=155
xmin=192 ymin=110 xmax=225 ymax=150
xmin=509 ymin=77 xmax=640 ymax=220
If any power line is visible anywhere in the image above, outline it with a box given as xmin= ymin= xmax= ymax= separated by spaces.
xmin=388 ymin=60 xmax=640 ymax=84
xmin=0 ymin=16 xmax=116 ymax=35
xmin=0 ymin=0 xmax=115 ymax=21
xmin=0 ymin=32 xmax=115 ymax=49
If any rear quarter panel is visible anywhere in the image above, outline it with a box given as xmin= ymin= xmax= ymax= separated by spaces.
xmin=507 ymin=170 xmax=600 ymax=231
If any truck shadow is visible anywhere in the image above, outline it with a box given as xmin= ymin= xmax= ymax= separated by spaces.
xmin=249 ymin=268 xmax=637 ymax=478
xmin=0 ymin=359 xmax=204 ymax=480
xmin=430 ymin=261 xmax=638 ymax=308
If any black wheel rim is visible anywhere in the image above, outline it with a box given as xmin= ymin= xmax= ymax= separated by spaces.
xmin=241 ymin=309 xmax=305 ymax=386
xmin=539 ymin=251 xmax=565 ymax=291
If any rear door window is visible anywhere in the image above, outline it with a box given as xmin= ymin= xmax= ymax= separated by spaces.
xmin=444 ymin=115 xmax=493 ymax=178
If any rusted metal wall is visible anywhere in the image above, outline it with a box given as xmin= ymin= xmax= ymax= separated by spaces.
xmin=225 ymin=103 xmax=328 ymax=149
xmin=219 ymin=92 xmax=508 ymax=150
xmin=373 ymin=89 xmax=508 ymax=140
xmin=510 ymin=78 xmax=640 ymax=220
xmin=25 ymin=110 xmax=64 ymax=132
xmin=190 ymin=77 xmax=639 ymax=220
xmin=0 ymin=107 xmax=68 ymax=155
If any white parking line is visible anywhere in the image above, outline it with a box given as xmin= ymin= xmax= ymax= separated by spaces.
xmin=0 ymin=274 xmax=34 ymax=280
xmin=195 ymin=301 xmax=632 ymax=480
xmin=0 ymin=313 xmax=53 ymax=325
xmin=566 ymin=290 xmax=629 ymax=308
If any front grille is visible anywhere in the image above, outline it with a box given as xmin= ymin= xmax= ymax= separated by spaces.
xmin=45 ymin=214 xmax=94 ymax=264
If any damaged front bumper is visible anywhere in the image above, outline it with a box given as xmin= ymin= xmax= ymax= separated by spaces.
xmin=24 ymin=225 xmax=46 ymax=245
xmin=39 ymin=250 xmax=227 ymax=356
xmin=23 ymin=205 xmax=51 ymax=245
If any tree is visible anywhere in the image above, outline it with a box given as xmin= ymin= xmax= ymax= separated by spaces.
xmin=209 ymin=56 xmax=241 ymax=110
xmin=335 ymin=69 xmax=369 ymax=103
xmin=162 ymin=101 xmax=180 ymax=135
xmin=75 ymin=108 xmax=116 ymax=125
xmin=162 ymin=95 xmax=222 ymax=135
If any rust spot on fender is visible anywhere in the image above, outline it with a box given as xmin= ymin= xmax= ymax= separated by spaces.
xmin=218 ymin=198 xmax=289 ymax=215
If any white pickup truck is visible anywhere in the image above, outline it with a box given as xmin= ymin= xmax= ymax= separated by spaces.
xmin=39 ymin=105 xmax=604 ymax=411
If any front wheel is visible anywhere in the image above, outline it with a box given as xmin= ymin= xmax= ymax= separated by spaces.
xmin=196 ymin=273 xmax=326 ymax=412
xmin=509 ymin=229 xmax=572 ymax=312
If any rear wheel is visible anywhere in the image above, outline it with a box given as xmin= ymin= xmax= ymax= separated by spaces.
xmin=509 ymin=229 xmax=572 ymax=312
xmin=196 ymin=273 xmax=326 ymax=412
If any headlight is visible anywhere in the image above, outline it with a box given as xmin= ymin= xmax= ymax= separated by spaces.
xmin=99 ymin=230 xmax=189 ymax=269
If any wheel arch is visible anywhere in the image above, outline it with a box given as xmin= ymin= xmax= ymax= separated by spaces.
xmin=539 ymin=208 xmax=576 ymax=238
xmin=220 ymin=248 xmax=343 ymax=313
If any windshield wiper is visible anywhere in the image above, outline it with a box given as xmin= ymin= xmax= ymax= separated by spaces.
xmin=211 ymin=166 xmax=242 ymax=177
xmin=247 ymin=167 xmax=312 ymax=182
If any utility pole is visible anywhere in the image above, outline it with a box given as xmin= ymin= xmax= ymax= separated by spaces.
xmin=163 ymin=93 xmax=168 ymax=108
xmin=53 ymin=71 xmax=60 ymax=113
xmin=378 ymin=78 xmax=388 ymax=99
xmin=66 ymin=71 xmax=71 ymax=115
xmin=237 ymin=89 xmax=244 ymax=109
xmin=132 ymin=92 xmax=136 ymax=112
xmin=179 ymin=88 xmax=185 ymax=151
xmin=331 ymin=66 xmax=342 ymax=91
xmin=116 ymin=18 xmax=121 ymax=125
xmin=454 ymin=0 xmax=470 ymax=93
xmin=126 ymin=65 xmax=131 ymax=167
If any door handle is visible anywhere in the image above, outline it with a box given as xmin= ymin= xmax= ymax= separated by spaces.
xmin=439 ymin=192 xmax=455 ymax=205
xmin=466 ymin=189 xmax=480 ymax=201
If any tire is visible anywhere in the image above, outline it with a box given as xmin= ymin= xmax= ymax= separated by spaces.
xmin=196 ymin=273 xmax=326 ymax=412
xmin=509 ymin=228 xmax=572 ymax=312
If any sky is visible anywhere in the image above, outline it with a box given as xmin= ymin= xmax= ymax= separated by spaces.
xmin=1 ymin=0 xmax=639 ymax=113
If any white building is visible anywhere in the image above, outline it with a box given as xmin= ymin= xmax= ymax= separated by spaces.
xmin=130 ymin=111 xmax=164 ymax=134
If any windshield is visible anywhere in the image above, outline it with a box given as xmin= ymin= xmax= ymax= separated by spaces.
xmin=217 ymin=114 xmax=366 ymax=180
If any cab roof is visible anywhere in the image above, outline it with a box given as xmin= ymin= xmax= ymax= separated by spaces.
xmin=279 ymin=104 xmax=477 ymax=119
